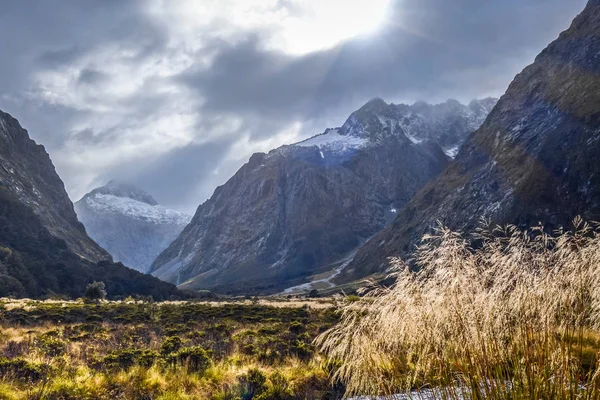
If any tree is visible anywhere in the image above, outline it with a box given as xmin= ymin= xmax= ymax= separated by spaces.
xmin=85 ymin=281 xmax=106 ymax=302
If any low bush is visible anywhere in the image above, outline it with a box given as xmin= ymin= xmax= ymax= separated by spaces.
xmin=0 ymin=357 xmax=50 ymax=382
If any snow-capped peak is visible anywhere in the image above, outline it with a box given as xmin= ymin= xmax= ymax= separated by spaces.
xmin=91 ymin=180 xmax=159 ymax=206
xmin=83 ymin=193 xmax=191 ymax=225
xmin=79 ymin=181 xmax=191 ymax=226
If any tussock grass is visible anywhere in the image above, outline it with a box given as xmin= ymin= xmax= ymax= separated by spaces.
xmin=317 ymin=217 xmax=600 ymax=398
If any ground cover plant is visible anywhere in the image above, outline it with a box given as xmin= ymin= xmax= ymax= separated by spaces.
xmin=0 ymin=299 xmax=342 ymax=400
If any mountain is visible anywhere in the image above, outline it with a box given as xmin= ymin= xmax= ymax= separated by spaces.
xmin=75 ymin=181 xmax=191 ymax=273
xmin=150 ymin=98 xmax=496 ymax=294
xmin=0 ymin=110 xmax=184 ymax=299
xmin=343 ymin=0 xmax=600 ymax=281
xmin=0 ymin=111 xmax=110 ymax=262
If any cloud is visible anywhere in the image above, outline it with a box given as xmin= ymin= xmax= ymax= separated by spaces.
xmin=0 ymin=0 xmax=588 ymax=214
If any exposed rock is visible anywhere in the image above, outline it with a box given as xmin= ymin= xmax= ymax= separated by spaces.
xmin=0 ymin=110 xmax=110 ymax=262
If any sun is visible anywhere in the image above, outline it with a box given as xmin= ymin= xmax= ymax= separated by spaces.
xmin=332 ymin=0 xmax=390 ymax=38
xmin=280 ymin=0 xmax=391 ymax=54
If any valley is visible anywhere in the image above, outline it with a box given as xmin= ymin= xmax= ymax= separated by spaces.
xmin=0 ymin=0 xmax=598 ymax=398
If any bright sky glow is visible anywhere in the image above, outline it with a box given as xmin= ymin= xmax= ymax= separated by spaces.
xmin=152 ymin=0 xmax=391 ymax=55
xmin=277 ymin=0 xmax=392 ymax=54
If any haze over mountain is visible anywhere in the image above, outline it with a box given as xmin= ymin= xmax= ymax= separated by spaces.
xmin=343 ymin=0 xmax=600 ymax=281
xmin=0 ymin=110 xmax=183 ymax=299
xmin=75 ymin=181 xmax=191 ymax=273
xmin=151 ymin=98 xmax=495 ymax=294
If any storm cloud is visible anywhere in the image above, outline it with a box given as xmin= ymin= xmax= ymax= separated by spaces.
xmin=0 ymin=0 xmax=587 ymax=213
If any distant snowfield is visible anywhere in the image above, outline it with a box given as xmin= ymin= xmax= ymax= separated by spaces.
xmin=295 ymin=128 xmax=368 ymax=155
xmin=86 ymin=193 xmax=191 ymax=225
xmin=444 ymin=145 xmax=460 ymax=158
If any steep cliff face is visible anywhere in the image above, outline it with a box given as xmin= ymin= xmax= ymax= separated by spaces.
xmin=75 ymin=181 xmax=191 ymax=273
xmin=0 ymin=110 xmax=183 ymax=300
xmin=151 ymin=98 xmax=495 ymax=294
xmin=344 ymin=0 xmax=600 ymax=280
xmin=0 ymin=111 xmax=110 ymax=262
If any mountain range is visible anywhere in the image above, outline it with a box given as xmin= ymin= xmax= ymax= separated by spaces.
xmin=341 ymin=0 xmax=600 ymax=282
xmin=150 ymin=98 xmax=496 ymax=294
xmin=1 ymin=0 xmax=598 ymax=300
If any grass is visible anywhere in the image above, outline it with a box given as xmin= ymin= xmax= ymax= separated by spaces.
xmin=0 ymin=299 xmax=343 ymax=399
xmin=317 ymin=217 xmax=600 ymax=399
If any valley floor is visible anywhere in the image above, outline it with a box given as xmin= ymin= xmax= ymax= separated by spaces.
xmin=0 ymin=299 xmax=343 ymax=400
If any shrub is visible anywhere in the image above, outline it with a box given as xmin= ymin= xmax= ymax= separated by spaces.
xmin=174 ymin=346 xmax=211 ymax=374
xmin=288 ymin=321 xmax=304 ymax=334
xmin=36 ymin=334 xmax=67 ymax=358
xmin=239 ymin=368 xmax=267 ymax=400
xmin=254 ymin=371 xmax=293 ymax=400
xmin=84 ymin=281 xmax=106 ymax=303
xmin=0 ymin=357 xmax=50 ymax=383
xmin=160 ymin=336 xmax=183 ymax=357
xmin=100 ymin=349 xmax=138 ymax=370
xmin=138 ymin=349 xmax=159 ymax=368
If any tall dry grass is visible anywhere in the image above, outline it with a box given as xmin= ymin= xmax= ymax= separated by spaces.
xmin=317 ymin=217 xmax=600 ymax=399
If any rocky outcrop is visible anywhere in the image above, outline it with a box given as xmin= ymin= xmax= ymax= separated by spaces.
xmin=343 ymin=0 xmax=600 ymax=281
xmin=75 ymin=181 xmax=191 ymax=273
xmin=151 ymin=98 xmax=495 ymax=294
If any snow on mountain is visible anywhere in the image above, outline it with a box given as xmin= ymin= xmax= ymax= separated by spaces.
xmin=85 ymin=193 xmax=190 ymax=226
xmin=294 ymin=128 xmax=369 ymax=157
xmin=75 ymin=181 xmax=191 ymax=273
xmin=288 ymin=97 xmax=496 ymax=162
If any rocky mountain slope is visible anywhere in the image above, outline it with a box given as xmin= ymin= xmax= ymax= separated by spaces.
xmin=0 ymin=110 xmax=184 ymax=299
xmin=75 ymin=181 xmax=191 ymax=272
xmin=151 ymin=98 xmax=495 ymax=294
xmin=0 ymin=110 xmax=110 ymax=262
xmin=343 ymin=0 xmax=600 ymax=281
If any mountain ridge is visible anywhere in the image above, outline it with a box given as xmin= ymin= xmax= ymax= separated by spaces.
xmin=0 ymin=110 xmax=110 ymax=262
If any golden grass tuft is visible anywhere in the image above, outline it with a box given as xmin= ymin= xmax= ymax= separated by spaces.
xmin=317 ymin=217 xmax=600 ymax=398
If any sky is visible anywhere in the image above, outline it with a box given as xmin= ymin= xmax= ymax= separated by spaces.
xmin=0 ymin=0 xmax=588 ymax=214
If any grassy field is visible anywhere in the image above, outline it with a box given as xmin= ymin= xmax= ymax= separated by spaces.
xmin=0 ymin=298 xmax=344 ymax=400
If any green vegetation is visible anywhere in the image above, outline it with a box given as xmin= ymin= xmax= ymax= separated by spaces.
xmin=85 ymin=281 xmax=107 ymax=303
xmin=0 ymin=299 xmax=342 ymax=399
